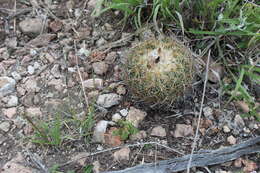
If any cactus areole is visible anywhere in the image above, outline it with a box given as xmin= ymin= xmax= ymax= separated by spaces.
xmin=125 ymin=38 xmax=195 ymax=110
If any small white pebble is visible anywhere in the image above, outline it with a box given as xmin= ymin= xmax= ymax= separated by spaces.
xmin=223 ymin=125 xmax=231 ymax=133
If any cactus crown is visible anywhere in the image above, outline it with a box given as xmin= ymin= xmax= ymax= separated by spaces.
xmin=125 ymin=38 xmax=195 ymax=110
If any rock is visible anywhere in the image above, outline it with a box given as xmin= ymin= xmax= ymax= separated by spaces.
xmin=113 ymin=147 xmax=130 ymax=161
xmin=173 ymin=124 xmax=194 ymax=138
xmin=92 ymin=61 xmax=109 ymax=75
xmin=233 ymin=158 xmax=242 ymax=167
xmin=3 ymin=108 xmax=17 ymax=119
xmin=234 ymin=114 xmax=245 ymax=127
xmin=97 ymin=93 xmax=122 ymax=108
xmin=27 ymin=33 xmax=56 ymax=47
xmin=105 ymin=51 xmax=117 ymax=64
xmin=7 ymin=95 xmax=18 ymax=107
xmin=243 ymin=127 xmax=250 ymax=133
xmin=25 ymin=107 xmax=42 ymax=117
xmin=203 ymin=106 xmax=213 ymax=119
xmin=92 ymin=120 xmax=109 ymax=143
xmin=2 ymin=152 xmax=38 ymax=173
xmin=49 ymin=20 xmax=63 ymax=32
xmin=27 ymin=65 xmax=35 ymax=75
xmin=11 ymin=71 xmax=22 ymax=81
xmin=96 ymin=37 xmax=107 ymax=47
xmin=0 ymin=121 xmax=11 ymax=132
xmin=235 ymin=101 xmax=250 ymax=113
xmin=130 ymin=130 xmax=147 ymax=140
xmin=83 ymin=78 xmax=103 ymax=89
xmin=116 ymin=85 xmax=126 ymax=95
xmin=223 ymin=125 xmax=231 ymax=133
xmin=151 ymin=126 xmax=166 ymax=137
xmin=24 ymin=78 xmax=40 ymax=92
xmin=208 ymin=63 xmax=224 ymax=83
xmin=112 ymin=113 xmax=122 ymax=122
xmin=51 ymin=64 xmax=61 ymax=78
xmin=242 ymin=159 xmax=258 ymax=172
xmin=104 ymin=127 xmax=123 ymax=147
xmin=6 ymin=37 xmax=17 ymax=49
xmin=119 ymin=109 xmax=128 ymax=117
xmin=19 ymin=18 xmax=44 ymax=36
xmin=227 ymin=135 xmax=236 ymax=145
xmin=126 ymin=107 xmax=147 ymax=128
xmin=0 ymin=77 xmax=16 ymax=97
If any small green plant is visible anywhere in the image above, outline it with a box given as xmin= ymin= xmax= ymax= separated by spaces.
xmin=24 ymin=113 xmax=63 ymax=146
xmin=224 ymin=64 xmax=260 ymax=120
xmin=113 ymin=120 xmax=139 ymax=140
xmin=83 ymin=165 xmax=94 ymax=173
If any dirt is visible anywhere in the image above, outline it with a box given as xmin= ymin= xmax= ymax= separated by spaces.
xmin=0 ymin=1 xmax=259 ymax=173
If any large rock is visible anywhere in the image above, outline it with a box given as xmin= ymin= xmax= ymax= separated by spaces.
xmin=0 ymin=77 xmax=16 ymax=97
xmin=97 ymin=93 xmax=122 ymax=108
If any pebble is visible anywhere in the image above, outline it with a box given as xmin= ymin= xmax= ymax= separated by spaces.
xmin=0 ymin=77 xmax=16 ymax=97
xmin=116 ymin=85 xmax=126 ymax=95
xmin=227 ymin=135 xmax=236 ymax=145
xmin=27 ymin=65 xmax=35 ymax=75
xmin=203 ymin=106 xmax=213 ymax=119
xmin=126 ymin=107 xmax=147 ymax=128
xmin=243 ymin=127 xmax=250 ymax=133
xmin=130 ymin=130 xmax=147 ymax=140
xmin=223 ymin=125 xmax=231 ymax=133
xmin=173 ymin=124 xmax=194 ymax=138
xmin=11 ymin=71 xmax=22 ymax=81
xmin=234 ymin=114 xmax=245 ymax=127
xmin=92 ymin=61 xmax=109 ymax=75
xmin=96 ymin=37 xmax=107 ymax=47
xmin=7 ymin=95 xmax=18 ymax=107
xmin=151 ymin=126 xmax=167 ymax=137
xmin=19 ymin=18 xmax=44 ymax=36
xmin=3 ymin=108 xmax=17 ymax=119
xmin=0 ymin=121 xmax=11 ymax=132
xmin=112 ymin=113 xmax=122 ymax=122
xmin=97 ymin=93 xmax=122 ymax=108
xmin=113 ymin=147 xmax=130 ymax=161
xmin=119 ymin=109 xmax=128 ymax=117
xmin=83 ymin=78 xmax=103 ymax=89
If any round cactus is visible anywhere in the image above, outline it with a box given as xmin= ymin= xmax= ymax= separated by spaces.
xmin=125 ymin=38 xmax=195 ymax=110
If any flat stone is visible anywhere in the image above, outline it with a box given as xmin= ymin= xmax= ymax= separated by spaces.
xmin=83 ymin=78 xmax=103 ymax=89
xmin=0 ymin=77 xmax=16 ymax=97
xmin=6 ymin=95 xmax=18 ymax=107
xmin=97 ymin=93 xmax=122 ymax=108
xmin=130 ymin=130 xmax=147 ymax=140
xmin=113 ymin=147 xmax=130 ymax=161
xmin=19 ymin=18 xmax=44 ymax=36
xmin=126 ymin=107 xmax=147 ymax=128
xmin=92 ymin=61 xmax=108 ymax=75
xmin=92 ymin=120 xmax=109 ymax=143
xmin=3 ymin=107 xmax=17 ymax=118
xmin=0 ymin=121 xmax=11 ymax=132
xmin=173 ymin=124 xmax=194 ymax=138
xmin=25 ymin=107 xmax=42 ymax=117
xmin=151 ymin=126 xmax=166 ymax=137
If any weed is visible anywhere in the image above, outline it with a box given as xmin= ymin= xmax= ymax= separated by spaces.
xmin=83 ymin=165 xmax=94 ymax=173
xmin=113 ymin=120 xmax=139 ymax=140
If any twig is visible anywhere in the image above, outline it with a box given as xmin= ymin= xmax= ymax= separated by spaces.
xmin=74 ymin=41 xmax=89 ymax=108
xmin=59 ymin=141 xmax=183 ymax=167
xmin=186 ymin=50 xmax=211 ymax=173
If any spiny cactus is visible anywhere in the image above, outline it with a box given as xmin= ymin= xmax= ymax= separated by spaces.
xmin=125 ymin=38 xmax=195 ymax=110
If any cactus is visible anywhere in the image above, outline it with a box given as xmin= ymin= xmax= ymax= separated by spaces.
xmin=125 ymin=38 xmax=195 ymax=110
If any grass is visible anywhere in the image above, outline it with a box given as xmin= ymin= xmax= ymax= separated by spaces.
xmin=93 ymin=0 xmax=260 ymax=119
xmin=24 ymin=104 xmax=96 ymax=146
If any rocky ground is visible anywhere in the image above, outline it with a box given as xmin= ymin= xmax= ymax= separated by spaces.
xmin=0 ymin=0 xmax=259 ymax=173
